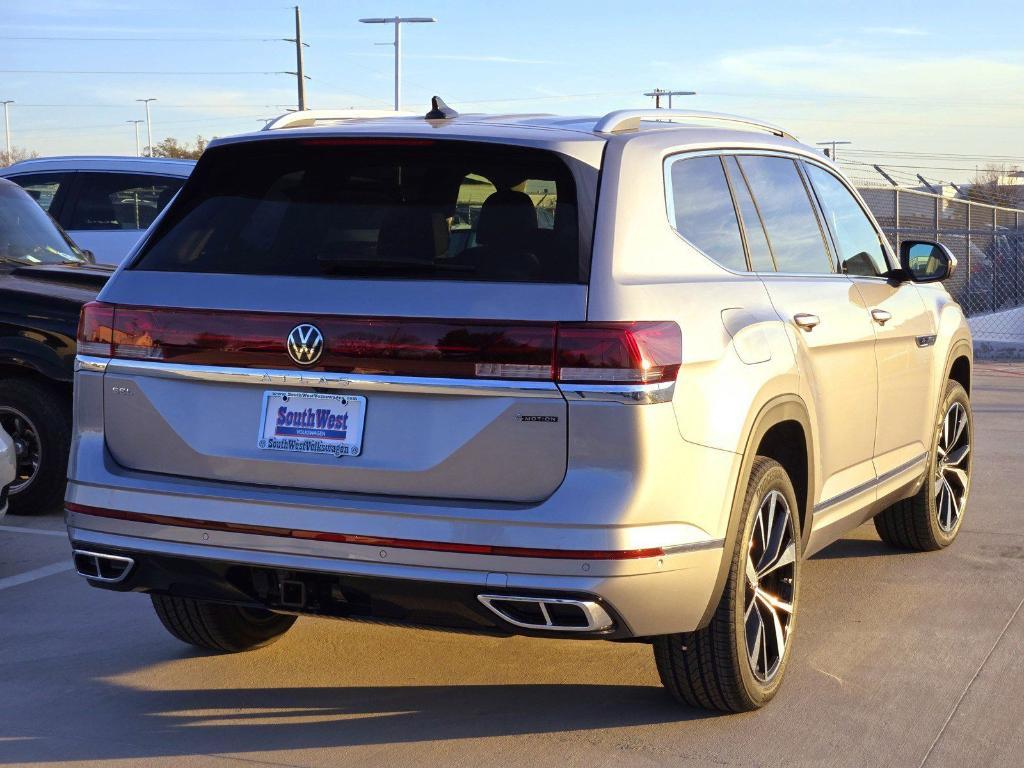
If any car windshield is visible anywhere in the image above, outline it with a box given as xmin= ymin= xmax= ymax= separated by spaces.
xmin=0 ymin=180 xmax=86 ymax=266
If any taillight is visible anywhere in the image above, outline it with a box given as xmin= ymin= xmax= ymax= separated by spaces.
xmin=556 ymin=322 xmax=681 ymax=384
xmin=77 ymin=301 xmax=115 ymax=357
xmin=76 ymin=304 xmax=681 ymax=386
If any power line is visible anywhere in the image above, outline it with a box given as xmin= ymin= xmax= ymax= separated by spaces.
xmin=0 ymin=35 xmax=275 ymax=42
xmin=0 ymin=69 xmax=282 ymax=75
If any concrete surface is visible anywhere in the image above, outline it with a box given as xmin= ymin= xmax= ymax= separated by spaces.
xmin=2 ymin=365 xmax=1023 ymax=768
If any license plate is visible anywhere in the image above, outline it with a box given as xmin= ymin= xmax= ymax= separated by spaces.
xmin=257 ymin=391 xmax=366 ymax=457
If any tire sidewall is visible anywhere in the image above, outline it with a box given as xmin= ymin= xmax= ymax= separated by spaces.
xmin=731 ymin=460 xmax=802 ymax=707
xmin=0 ymin=378 xmax=70 ymax=515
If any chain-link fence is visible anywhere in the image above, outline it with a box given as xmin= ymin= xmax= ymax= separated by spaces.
xmin=860 ymin=186 xmax=1024 ymax=354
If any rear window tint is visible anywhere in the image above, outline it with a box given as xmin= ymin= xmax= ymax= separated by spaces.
xmin=132 ymin=140 xmax=585 ymax=283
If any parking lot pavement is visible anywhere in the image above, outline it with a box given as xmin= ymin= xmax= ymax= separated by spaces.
xmin=1 ymin=366 xmax=1023 ymax=768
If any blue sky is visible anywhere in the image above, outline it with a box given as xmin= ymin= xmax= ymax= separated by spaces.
xmin=2 ymin=0 xmax=1022 ymax=181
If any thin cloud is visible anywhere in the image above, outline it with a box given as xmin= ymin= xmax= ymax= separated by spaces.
xmin=345 ymin=51 xmax=554 ymax=65
xmin=861 ymin=26 xmax=928 ymax=36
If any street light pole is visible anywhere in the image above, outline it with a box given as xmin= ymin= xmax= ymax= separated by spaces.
xmin=137 ymin=98 xmax=156 ymax=156
xmin=816 ymin=139 xmax=851 ymax=161
xmin=359 ymin=16 xmax=437 ymax=111
xmin=126 ymin=120 xmax=143 ymax=157
xmin=1 ymin=100 xmax=13 ymax=160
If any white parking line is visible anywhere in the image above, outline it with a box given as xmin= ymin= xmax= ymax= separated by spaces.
xmin=0 ymin=562 xmax=75 ymax=591
xmin=0 ymin=525 xmax=66 ymax=538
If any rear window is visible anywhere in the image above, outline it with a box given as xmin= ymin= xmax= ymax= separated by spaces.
xmin=132 ymin=139 xmax=587 ymax=283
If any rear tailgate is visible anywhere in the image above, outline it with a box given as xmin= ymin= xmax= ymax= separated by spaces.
xmin=91 ymin=136 xmax=599 ymax=503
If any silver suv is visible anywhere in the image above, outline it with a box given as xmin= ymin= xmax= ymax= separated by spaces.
xmin=66 ymin=103 xmax=973 ymax=711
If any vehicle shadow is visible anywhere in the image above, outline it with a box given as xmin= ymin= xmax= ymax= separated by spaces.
xmin=0 ymin=642 xmax=721 ymax=764
xmin=811 ymin=536 xmax=894 ymax=560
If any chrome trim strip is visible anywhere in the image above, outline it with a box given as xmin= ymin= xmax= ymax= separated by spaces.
xmin=99 ymin=358 xmax=562 ymax=399
xmin=661 ymin=538 xmax=725 ymax=555
xmin=477 ymin=594 xmax=614 ymax=632
xmin=75 ymin=355 xmax=109 ymax=373
xmin=558 ymin=380 xmax=675 ymax=404
xmin=813 ymin=452 xmax=929 ymax=515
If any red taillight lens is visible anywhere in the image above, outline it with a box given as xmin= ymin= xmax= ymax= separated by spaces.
xmin=77 ymin=301 xmax=115 ymax=357
xmin=76 ymin=305 xmax=681 ymax=386
xmin=556 ymin=322 xmax=681 ymax=384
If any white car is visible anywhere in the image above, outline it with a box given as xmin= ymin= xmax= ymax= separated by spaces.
xmin=0 ymin=426 xmax=15 ymax=518
xmin=0 ymin=156 xmax=194 ymax=265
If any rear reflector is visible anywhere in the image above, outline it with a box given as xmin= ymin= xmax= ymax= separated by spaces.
xmin=66 ymin=502 xmax=666 ymax=560
xmin=77 ymin=303 xmax=681 ymax=385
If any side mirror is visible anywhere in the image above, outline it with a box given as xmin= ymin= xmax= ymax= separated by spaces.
xmin=899 ymin=240 xmax=956 ymax=283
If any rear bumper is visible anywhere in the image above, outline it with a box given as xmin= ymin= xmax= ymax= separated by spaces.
xmin=67 ymin=518 xmax=725 ymax=637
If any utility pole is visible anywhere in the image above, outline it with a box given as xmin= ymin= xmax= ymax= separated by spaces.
xmin=137 ymin=98 xmax=156 ymax=156
xmin=816 ymin=139 xmax=851 ymax=161
xmin=283 ymin=6 xmax=309 ymax=111
xmin=1 ymin=100 xmax=13 ymax=160
xmin=126 ymin=119 xmax=144 ymax=157
xmin=643 ymin=89 xmax=695 ymax=109
xmin=359 ymin=16 xmax=437 ymax=111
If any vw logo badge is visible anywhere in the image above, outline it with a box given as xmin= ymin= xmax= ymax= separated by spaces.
xmin=287 ymin=324 xmax=324 ymax=366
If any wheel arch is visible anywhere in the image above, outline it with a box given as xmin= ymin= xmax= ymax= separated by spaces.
xmin=945 ymin=342 xmax=972 ymax=396
xmin=695 ymin=394 xmax=815 ymax=629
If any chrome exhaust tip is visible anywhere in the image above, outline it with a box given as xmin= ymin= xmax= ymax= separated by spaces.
xmin=477 ymin=594 xmax=613 ymax=632
xmin=73 ymin=549 xmax=134 ymax=583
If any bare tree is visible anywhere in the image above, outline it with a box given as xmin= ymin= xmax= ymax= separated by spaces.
xmin=967 ymin=164 xmax=1024 ymax=208
xmin=148 ymin=135 xmax=208 ymax=160
xmin=0 ymin=147 xmax=39 ymax=168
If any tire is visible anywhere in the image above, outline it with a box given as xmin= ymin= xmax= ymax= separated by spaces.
xmin=151 ymin=595 xmax=297 ymax=653
xmin=874 ymin=380 xmax=972 ymax=552
xmin=654 ymin=456 xmax=802 ymax=712
xmin=0 ymin=378 xmax=71 ymax=515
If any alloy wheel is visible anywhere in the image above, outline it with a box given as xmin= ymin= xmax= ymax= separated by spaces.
xmin=744 ymin=490 xmax=797 ymax=683
xmin=0 ymin=406 xmax=41 ymax=494
xmin=935 ymin=401 xmax=970 ymax=532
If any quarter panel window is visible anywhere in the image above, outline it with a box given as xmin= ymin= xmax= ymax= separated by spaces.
xmin=724 ymin=157 xmax=775 ymax=272
xmin=69 ymin=172 xmax=184 ymax=231
xmin=737 ymin=156 xmax=832 ymax=274
xmin=667 ymin=155 xmax=747 ymax=272
xmin=805 ymin=163 xmax=889 ymax=277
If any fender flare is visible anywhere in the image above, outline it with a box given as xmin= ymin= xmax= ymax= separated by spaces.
xmin=0 ymin=346 xmax=71 ymax=384
xmin=943 ymin=338 xmax=973 ymax=391
xmin=694 ymin=394 xmax=814 ymax=630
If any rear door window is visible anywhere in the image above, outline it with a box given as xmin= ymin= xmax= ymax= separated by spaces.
xmin=6 ymin=172 xmax=72 ymax=215
xmin=68 ymin=172 xmax=184 ymax=231
xmin=666 ymin=155 xmax=747 ymax=272
xmin=737 ymin=156 xmax=833 ymax=274
xmin=133 ymin=140 xmax=586 ymax=284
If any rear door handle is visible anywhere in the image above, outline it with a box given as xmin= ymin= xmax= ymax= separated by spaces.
xmin=793 ymin=313 xmax=820 ymax=331
xmin=871 ymin=309 xmax=893 ymax=326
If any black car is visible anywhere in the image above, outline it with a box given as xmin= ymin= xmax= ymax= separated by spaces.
xmin=0 ymin=178 xmax=112 ymax=513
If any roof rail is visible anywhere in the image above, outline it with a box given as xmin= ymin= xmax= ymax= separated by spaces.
xmin=262 ymin=109 xmax=416 ymax=131
xmin=593 ymin=109 xmax=796 ymax=140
